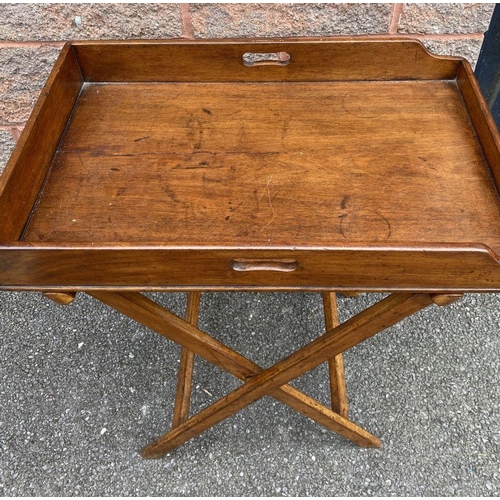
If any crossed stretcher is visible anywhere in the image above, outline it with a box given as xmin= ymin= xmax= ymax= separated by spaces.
xmin=45 ymin=290 xmax=460 ymax=458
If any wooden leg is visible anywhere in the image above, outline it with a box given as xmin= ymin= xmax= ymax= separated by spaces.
xmin=116 ymin=292 xmax=434 ymax=459
xmin=172 ymin=292 xmax=201 ymax=428
xmin=140 ymin=293 xmax=435 ymax=458
xmin=322 ymin=292 xmax=348 ymax=418
xmin=140 ymin=293 xmax=433 ymax=458
xmin=88 ymin=291 xmax=381 ymax=451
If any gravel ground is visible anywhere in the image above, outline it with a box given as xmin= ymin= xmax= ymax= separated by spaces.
xmin=1 ymin=290 xmax=500 ymax=496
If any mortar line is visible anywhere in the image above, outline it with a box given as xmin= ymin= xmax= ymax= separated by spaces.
xmin=0 ymin=41 xmax=66 ymax=48
xmin=10 ymin=127 xmax=24 ymax=141
xmin=404 ymin=33 xmax=485 ymax=40
xmin=0 ymin=124 xmax=25 ymax=132
xmin=389 ymin=4 xmax=405 ymax=34
xmin=179 ymin=3 xmax=194 ymax=39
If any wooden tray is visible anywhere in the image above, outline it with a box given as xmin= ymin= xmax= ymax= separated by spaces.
xmin=1 ymin=38 xmax=500 ymax=292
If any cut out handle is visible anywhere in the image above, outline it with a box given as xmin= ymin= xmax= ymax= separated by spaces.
xmin=230 ymin=258 xmax=299 ymax=272
xmin=242 ymin=52 xmax=291 ymax=67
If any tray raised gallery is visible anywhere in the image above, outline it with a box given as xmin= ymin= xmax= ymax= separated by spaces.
xmin=1 ymin=38 xmax=500 ymax=292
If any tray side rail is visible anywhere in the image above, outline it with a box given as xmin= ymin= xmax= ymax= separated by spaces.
xmin=1 ymin=245 xmax=500 ymax=292
xmin=457 ymin=61 xmax=500 ymax=197
xmin=0 ymin=44 xmax=83 ymax=242
xmin=71 ymin=38 xmax=461 ymax=83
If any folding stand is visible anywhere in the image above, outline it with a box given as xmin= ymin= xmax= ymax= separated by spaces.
xmin=3 ymin=39 xmax=499 ymax=459
xmin=45 ymin=290 xmax=461 ymax=458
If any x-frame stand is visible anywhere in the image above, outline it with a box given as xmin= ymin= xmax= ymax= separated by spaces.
xmin=45 ymin=290 xmax=461 ymax=459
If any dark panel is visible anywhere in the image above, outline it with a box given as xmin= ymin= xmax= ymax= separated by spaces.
xmin=476 ymin=4 xmax=500 ymax=129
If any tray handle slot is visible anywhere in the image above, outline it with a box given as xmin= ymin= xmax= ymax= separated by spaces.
xmin=230 ymin=258 xmax=298 ymax=272
xmin=242 ymin=52 xmax=291 ymax=67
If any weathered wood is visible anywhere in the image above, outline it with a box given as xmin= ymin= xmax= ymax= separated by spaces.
xmin=0 ymin=43 xmax=82 ymax=241
xmin=1 ymin=39 xmax=499 ymax=459
xmin=1 ymin=246 xmax=500 ymax=291
xmin=431 ymin=293 xmax=463 ymax=307
xmin=457 ymin=62 xmax=500 ymax=196
xmin=88 ymin=291 xmax=381 ymax=449
xmin=0 ymin=39 xmax=498 ymax=293
xmin=42 ymin=291 xmax=76 ymax=305
xmin=322 ymin=292 xmax=348 ymax=418
xmin=140 ymin=293 xmax=433 ymax=458
xmin=22 ymin=80 xmax=500 ymax=257
xmin=71 ymin=38 xmax=459 ymax=83
xmin=172 ymin=292 xmax=201 ymax=427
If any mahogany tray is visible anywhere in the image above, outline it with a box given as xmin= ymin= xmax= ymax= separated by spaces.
xmin=1 ymin=38 xmax=500 ymax=292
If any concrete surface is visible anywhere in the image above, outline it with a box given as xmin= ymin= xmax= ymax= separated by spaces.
xmin=398 ymin=3 xmax=495 ymax=35
xmin=1 ymin=290 xmax=500 ymax=495
xmin=420 ymin=38 xmax=484 ymax=70
xmin=0 ymin=131 xmax=15 ymax=173
xmin=0 ymin=46 xmax=61 ymax=125
xmin=0 ymin=4 xmax=182 ymax=41
xmin=190 ymin=3 xmax=392 ymax=38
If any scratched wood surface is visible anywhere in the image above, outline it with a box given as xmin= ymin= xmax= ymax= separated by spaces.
xmin=22 ymin=79 xmax=500 ymax=254
xmin=71 ymin=39 xmax=459 ymax=83
xmin=0 ymin=44 xmax=82 ymax=242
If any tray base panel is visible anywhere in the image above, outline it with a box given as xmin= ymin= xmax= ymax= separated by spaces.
xmin=22 ymin=81 xmax=500 ymax=253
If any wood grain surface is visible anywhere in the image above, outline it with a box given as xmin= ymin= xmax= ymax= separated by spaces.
xmin=0 ymin=44 xmax=82 ymax=241
xmin=22 ymin=80 xmax=500 ymax=255
xmin=72 ymin=39 xmax=459 ymax=83
xmin=1 ymin=39 xmax=500 ymax=291
xmin=457 ymin=62 xmax=500 ymax=193
xmin=1 ymin=245 xmax=500 ymax=290
xmin=90 ymin=290 xmax=381 ymax=449
xmin=140 ymin=292 xmax=433 ymax=457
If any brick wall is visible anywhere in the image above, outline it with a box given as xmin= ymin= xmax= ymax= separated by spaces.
xmin=0 ymin=3 xmax=495 ymax=172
